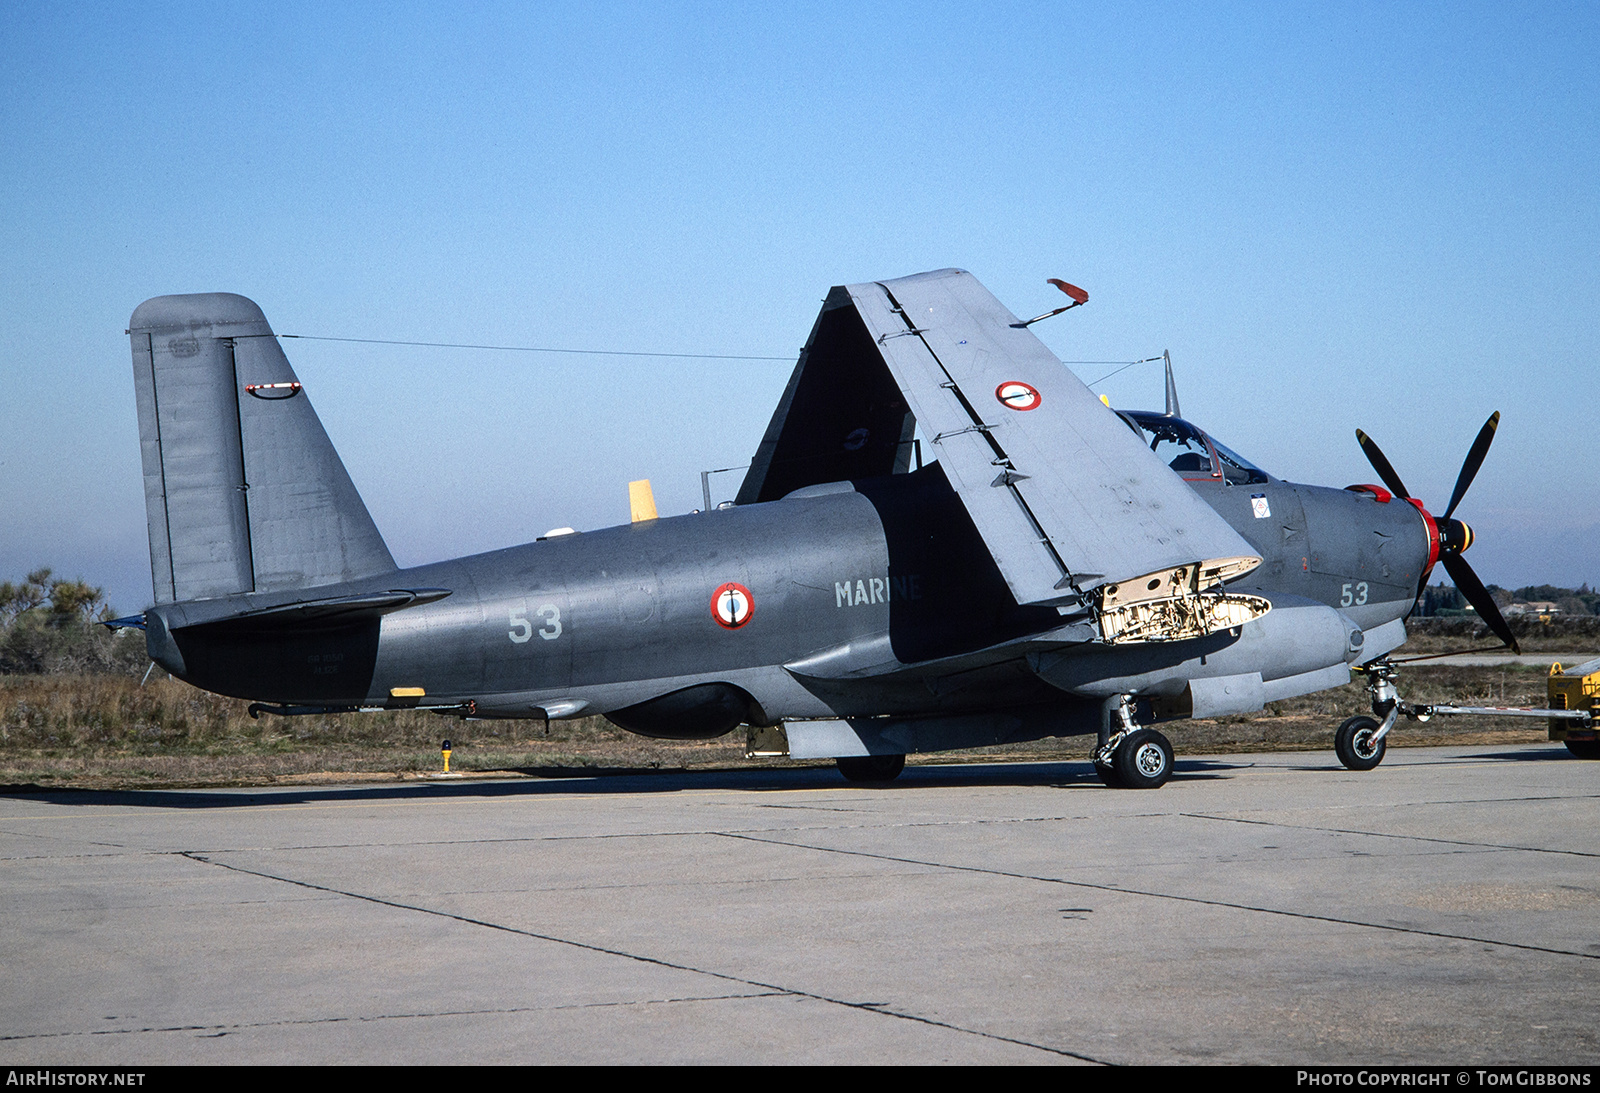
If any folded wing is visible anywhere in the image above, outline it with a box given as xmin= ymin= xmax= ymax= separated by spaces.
xmin=743 ymin=268 xmax=1261 ymax=611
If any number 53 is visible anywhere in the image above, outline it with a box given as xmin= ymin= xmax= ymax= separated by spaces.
xmin=509 ymin=604 xmax=562 ymax=642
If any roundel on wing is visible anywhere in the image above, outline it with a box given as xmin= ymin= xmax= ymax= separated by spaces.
xmin=995 ymin=381 xmax=1041 ymax=411
xmin=711 ymin=582 xmax=754 ymax=629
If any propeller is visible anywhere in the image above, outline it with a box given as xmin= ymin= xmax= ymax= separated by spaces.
xmin=1355 ymin=412 xmax=1517 ymax=653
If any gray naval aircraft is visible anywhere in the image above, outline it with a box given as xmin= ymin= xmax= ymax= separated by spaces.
xmin=122 ymin=268 xmax=1515 ymax=788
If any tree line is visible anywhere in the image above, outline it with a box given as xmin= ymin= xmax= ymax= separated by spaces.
xmin=0 ymin=568 xmax=147 ymax=675
xmin=1417 ymin=582 xmax=1599 ymax=618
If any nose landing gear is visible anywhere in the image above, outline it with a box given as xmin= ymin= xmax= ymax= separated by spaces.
xmin=1334 ymin=715 xmax=1387 ymax=771
xmin=1343 ymin=659 xmax=1596 ymax=771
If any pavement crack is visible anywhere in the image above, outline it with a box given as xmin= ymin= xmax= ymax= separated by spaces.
xmin=0 ymin=992 xmax=795 ymax=1044
xmin=1182 ymin=812 xmax=1600 ymax=858
xmin=757 ymin=803 xmax=876 ymax=813
xmin=142 ymin=813 xmax=1113 ymax=856
xmin=713 ymin=832 xmax=1600 ymax=962
xmin=175 ymin=851 xmax=1107 ymax=1064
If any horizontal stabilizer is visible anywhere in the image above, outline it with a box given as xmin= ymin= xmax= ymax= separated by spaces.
xmin=156 ymin=588 xmax=451 ymax=634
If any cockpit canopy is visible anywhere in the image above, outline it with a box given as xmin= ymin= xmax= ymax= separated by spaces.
xmin=1121 ymin=411 xmax=1270 ymax=485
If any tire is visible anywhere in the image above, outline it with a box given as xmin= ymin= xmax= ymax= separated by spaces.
xmin=1335 ymin=715 xmax=1386 ymax=771
xmin=836 ymin=754 xmax=906 ymax=783
xmin=1110 ymin=729 xmax=1173 ymax=789
xmin=1564 ymin=738 xmax=1600 ymax=760
xmin=1094 ymin=760 xmax=1124 ymax=788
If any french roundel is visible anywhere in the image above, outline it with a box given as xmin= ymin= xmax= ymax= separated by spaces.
xmin=710 ymin=582 xmax=754 ymax=629
xmin=995 ymin=380 xmax=1041 ymax=411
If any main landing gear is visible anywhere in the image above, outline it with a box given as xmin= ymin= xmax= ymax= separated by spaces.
xmin=1094 ymin=695 xmax=1174 ymax=789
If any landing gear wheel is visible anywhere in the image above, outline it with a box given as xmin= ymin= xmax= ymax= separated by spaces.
xmin=1335 ymin=715 xmax=1386 ymax=771
xmin=1564 ymin=739 xmax=1600 ymax=760
xmin=1110 ymin=729 xmax=1173 ymax=790
xmin=836 ymin=754 xmax=906 ymax=783
xmin=1094 ymin=760 xmax=1124 ymax=788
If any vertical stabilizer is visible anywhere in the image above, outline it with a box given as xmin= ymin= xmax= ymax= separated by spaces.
xmin=130 ymin=293 xmax=396 ymax=604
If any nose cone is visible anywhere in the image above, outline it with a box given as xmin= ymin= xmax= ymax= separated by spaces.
xmin=1440 ymin=517 xmax=1474 ymax=556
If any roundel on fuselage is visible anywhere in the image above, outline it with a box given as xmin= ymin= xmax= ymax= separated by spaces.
xmin=711 ymin=582 xmax=754 ymax=629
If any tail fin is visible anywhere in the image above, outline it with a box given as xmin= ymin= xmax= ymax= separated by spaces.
xmin=129 ymin=293 xmax=396 ymax=604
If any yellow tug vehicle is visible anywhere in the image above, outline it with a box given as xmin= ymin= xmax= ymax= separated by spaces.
xmin=1548 ymin=657 xmax=1600 ymax=759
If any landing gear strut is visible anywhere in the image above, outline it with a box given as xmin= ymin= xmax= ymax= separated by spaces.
xmin=1094 ymin=695 xmax=1174 ymax=789
xmin=1337 ymin=664 xmax=1403 ymax=771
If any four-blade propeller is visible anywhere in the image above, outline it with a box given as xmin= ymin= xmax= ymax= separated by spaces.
xmin=1354 ymin=412 xmax=1518 ymax=654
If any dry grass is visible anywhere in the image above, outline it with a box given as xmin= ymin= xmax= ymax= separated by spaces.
xmin=0 ymin=642 xmax=1583 ymax=790
xmin=0 ymin=673 xmax=758 ymax=789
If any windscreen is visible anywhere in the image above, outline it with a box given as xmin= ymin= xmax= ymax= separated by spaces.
xmin=1124 ymin=411 xmax=1270 ymax=484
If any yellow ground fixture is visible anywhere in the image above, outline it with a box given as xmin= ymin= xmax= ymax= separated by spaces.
xmin=1547 ymin=657 xmax=1600 ymax=747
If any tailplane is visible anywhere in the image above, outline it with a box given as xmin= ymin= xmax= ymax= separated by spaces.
xmin=129 ymin=293 xmax=396 ymax=604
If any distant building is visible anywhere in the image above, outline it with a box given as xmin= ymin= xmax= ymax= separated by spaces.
xmin=1504 ymin=602 xmax=1561 ymax=617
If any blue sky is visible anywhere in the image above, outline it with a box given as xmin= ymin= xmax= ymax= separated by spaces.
xmin=2 ymin=2 xmax=1596 ymax=612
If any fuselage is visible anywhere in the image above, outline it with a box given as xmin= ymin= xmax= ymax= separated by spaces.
xmin=148 ymin=436 xmax=1433 ymax=735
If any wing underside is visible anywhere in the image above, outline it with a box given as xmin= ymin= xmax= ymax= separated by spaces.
xmin=735 ymin=287 xmax=916 ymax=505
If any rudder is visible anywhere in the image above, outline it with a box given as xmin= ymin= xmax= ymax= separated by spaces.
xmin=130 ymin=293 xmax=396 ymax=604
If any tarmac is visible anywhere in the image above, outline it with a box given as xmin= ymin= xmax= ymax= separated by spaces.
xmin=1 ymin=743 xmax=1597 ymax=1065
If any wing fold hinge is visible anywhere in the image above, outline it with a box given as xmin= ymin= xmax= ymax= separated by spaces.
xmin=932 ymin=424 xmax=994 ymax=443
xmin=877 ymin=328 xmax=927 ymax=344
